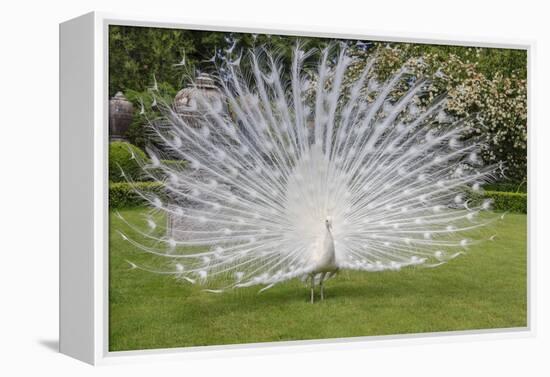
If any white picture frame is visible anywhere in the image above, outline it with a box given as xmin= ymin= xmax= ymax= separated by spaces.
xmin=59 ymin=11 xmax=534 ymax=365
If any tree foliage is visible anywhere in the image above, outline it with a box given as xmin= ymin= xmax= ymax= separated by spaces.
xmin=109 ymin=25 xmax=335 ymax=97
xmin=109 ymin=26 xmax=527 ymax=183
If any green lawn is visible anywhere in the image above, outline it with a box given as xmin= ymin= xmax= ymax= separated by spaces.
xmin=109 ymin=208 xmax=527 ymax=351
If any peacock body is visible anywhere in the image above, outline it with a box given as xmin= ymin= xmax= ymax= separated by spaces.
xmin=120 ymin=45 xmax=496 ymax=302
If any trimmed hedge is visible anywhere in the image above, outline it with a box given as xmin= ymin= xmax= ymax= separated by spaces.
xmin=471 ymin=190 xmax=527 ymax=213
xmin=109 ymin=183 xmax=527 ymax=213
xmin=109 ymin=141 xmax=147 ymax=182
xmin=484 ymin=182 xmax=527 ymax=193
xmin=482 ymin=190 xmax=527 ymax=213
xmin=109 ymin=181 xmax=163 ymax=208
xmin=110 ymin=141 xmax=187 ymax=183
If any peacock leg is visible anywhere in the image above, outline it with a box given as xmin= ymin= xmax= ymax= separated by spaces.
xmin=320 ymin=272 xmax=327 ymax=300
xmin=310 ymin=274 xmax=315 ymax=304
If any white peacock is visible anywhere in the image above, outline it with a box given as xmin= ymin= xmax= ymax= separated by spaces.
xmin=119 ymin=44 xmax=496 ymax=303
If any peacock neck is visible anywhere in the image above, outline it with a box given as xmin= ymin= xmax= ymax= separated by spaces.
xmin=323 ymin=226 xmax=336 ymax=260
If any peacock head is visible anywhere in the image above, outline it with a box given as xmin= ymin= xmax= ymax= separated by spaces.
xmin=325 ymin=216 xmax=333 ymax=231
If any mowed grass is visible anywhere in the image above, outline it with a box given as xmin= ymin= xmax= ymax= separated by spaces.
xmin=109 ymin=208 xmax=527 ymax=351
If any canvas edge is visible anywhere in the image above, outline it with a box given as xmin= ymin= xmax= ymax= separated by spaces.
xmin=59 ymin=11 xmax=97 ymax=365
xmin=59 ymin=10 xmax=535 ymax=366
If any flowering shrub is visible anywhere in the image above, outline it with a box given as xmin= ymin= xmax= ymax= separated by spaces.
xmin=346 ymin=45 xmax=527 ymax=183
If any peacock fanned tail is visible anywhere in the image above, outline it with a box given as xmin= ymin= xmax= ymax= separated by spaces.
xmin=118 ymin=44 xmax=497 ymax=293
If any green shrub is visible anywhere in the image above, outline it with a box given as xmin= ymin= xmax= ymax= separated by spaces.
xmin=471 ymin=190 xmax=527 ymax=213
xmin=109 ymin=141 xmax=147 ymax=182
xmin=109 ymin=140 xmax=187 ymax=183
xmin=109 ymin=181 xmax=163 ymax=208
xmin=484 ymin=191 xmax=527 ymax=213
xmin=484 ymin=182 xmax=527 ymax=193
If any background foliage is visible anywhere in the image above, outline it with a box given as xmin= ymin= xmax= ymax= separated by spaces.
xmin=109 ymin=26 xmax=527 ymax=184
xmin=109 ymin=25 xmax=333 ymax=96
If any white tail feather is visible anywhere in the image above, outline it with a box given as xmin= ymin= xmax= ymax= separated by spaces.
xmin=123 ymin=46 xmax=496 ymax=292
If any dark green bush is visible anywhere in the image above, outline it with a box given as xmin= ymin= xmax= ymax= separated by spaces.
xmin=109 ymin=140 xmax=187 ymax=183
xmin=471 ymin=190 xmax=527 ymax=213
xmin=483 ymin=191 xmax=527 ymax=213
xmin=109 ymin=141 xmax=147 ymax=182
xmin=109 ymin=181 xmax=163 ymax=208
xmin=484 ymin=182 xmax=527 ymax=193
xmin=109 ymin=177 xmax=527 ymax=214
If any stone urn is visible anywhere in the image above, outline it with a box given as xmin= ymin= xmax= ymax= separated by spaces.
xmin=173 ymin=74 xmax=227 ymax=127
xmin=109 ymin=91 xmax=134 ymax=141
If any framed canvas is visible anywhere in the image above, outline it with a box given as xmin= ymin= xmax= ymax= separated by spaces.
xmin=59 ymin=12 xmax=532 ymax=365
